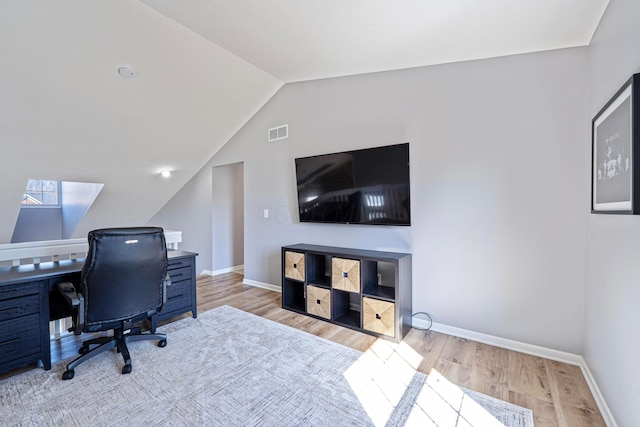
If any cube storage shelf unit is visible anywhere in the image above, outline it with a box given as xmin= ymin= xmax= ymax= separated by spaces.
xmin=281 ymin=244 xmax=412 ymax=341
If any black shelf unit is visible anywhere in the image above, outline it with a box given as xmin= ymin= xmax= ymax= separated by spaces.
xmin=281 ymin=244 xmax=412 ymax=341
xmin=282 ymin=279 xmax=306 ymax=312
xmin=305 ymin=251 xmax=331 ymax=287
xmin=362 ymin=260 xmax=396 ymax=301
xmin=332 ymin=289 xmax=360 ymax=329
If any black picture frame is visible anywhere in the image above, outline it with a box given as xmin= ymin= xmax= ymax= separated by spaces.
xmin=591 ymin=73 xmax=640 ymax=214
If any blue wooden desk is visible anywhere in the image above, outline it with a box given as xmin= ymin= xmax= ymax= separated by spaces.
xmin=0 ymin=250 xmax=197 ymax=375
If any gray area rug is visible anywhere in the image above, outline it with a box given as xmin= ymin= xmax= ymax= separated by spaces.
xmin=0 ymin=305 xmax=533 ymax=426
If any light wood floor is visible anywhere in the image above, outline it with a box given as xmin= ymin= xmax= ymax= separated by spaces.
xmin=3 ymin=273 xmax=606 ymax=426
xmin=194 ymin=273 xmax=606 ymax=426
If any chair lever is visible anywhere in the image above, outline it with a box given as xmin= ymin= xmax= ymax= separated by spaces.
xmin=162 ymin=274 xmax=171 ymax=304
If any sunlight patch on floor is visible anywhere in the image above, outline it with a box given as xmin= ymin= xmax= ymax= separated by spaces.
xmin=404 ymin=369 xmax=504 ymax=426
xmin=344 ymin=338 xmax=506 ymax=426
xmin=344 ymin=338 xmax=423 ymax=426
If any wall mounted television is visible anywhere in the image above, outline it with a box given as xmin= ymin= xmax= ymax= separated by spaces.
xmin=295 ymin=143 xmax=411 ymax=226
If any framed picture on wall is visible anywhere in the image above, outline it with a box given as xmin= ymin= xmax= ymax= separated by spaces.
xmin=591 ymin=73 xmax=640 ymax=214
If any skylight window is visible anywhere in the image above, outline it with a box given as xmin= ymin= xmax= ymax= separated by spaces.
xmin=22 ymin=179 xmax=60 ymax=207
xmin=12 ymin=179 xmax=104 ymax=243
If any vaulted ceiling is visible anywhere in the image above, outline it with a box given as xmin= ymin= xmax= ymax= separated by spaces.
xmin=141 ymin=0 xmax=609 ymax=82
xmin=0 ymin=0 xmax=609 ymax=243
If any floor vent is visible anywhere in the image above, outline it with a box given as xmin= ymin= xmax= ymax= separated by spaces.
xmin=268 ymin=124 xmax=288 ymax=142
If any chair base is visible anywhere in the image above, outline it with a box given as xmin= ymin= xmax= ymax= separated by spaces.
xmin=61 ymin=327 xmax=166 ymax=380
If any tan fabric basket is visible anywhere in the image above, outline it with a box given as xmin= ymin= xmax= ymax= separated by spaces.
xmin=306 ymin=285 xmax=331 ymax=319
xmin=331 ymin=257 xmax=360 ymax=293
xmin=284 ymin=251 xmax=305 ymax=281
xmin=362 ymin=297 xmax=395 ymax=337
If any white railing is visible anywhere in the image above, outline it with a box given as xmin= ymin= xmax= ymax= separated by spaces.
xmin=0 ymin=230 xmax=182 ymax=338
xmin=0 ymin=230 xmax=182 ymax=267
xmin=50 ymin=317 xmax=74 ymax=338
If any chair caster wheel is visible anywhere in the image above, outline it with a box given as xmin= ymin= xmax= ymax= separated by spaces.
xmin=62 ymin=370 xmax=75 ymax=380
xmin=122 ymin=364 xmax=132 ymax=375
xmin=158 ymin=339 xmax=167 ymax=348
xmin=79 ymin=346 xmax=90 ymax=355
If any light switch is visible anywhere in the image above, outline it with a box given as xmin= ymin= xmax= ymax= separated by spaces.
xmin=263 ymin=209 xmax=269 ymax=218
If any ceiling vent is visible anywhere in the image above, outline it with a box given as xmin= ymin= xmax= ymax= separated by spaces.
xmin=268 ymin=124 xmax=288 ymax=142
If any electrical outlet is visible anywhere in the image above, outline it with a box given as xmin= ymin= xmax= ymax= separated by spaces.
xmin=377 ymin=273 xmax=382 ymax=286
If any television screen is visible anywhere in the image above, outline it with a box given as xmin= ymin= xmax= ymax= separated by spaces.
xmin=295 ymin=143 xmax=410 ymax=225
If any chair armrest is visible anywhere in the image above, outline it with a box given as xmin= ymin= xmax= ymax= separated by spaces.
xmin=56 ymin=281 xmax=85 ymax=335
xmin=57 ymin=281 xmax=80 ymax=307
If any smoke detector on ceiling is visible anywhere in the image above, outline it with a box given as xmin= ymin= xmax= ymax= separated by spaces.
xmin=117 ymin=66 xmax=136 ymax=79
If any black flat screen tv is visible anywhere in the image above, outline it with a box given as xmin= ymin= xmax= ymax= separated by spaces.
xmin=295 ymin=143 xmax=410 ymax=225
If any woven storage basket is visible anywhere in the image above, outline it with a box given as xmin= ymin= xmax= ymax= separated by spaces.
xmin=331 ymin=257 xmax=360 ymax=293
xmin=306 ymin=285 xmax=331 ymax=319
xmin=284 ymin=251 xmax=305 ymax=281
xmin=362 ymin=297 xmax=395 ymax=337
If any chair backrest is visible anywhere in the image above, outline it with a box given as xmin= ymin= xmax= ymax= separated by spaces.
xmin=81 ymin=227 xmax=168 ymax=332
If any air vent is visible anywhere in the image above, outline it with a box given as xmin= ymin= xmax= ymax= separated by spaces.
xmin=268 ymin=124 xmax=288 ymax=142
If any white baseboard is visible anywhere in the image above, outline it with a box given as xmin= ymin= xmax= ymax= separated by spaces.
xmin=578 ymin=361 xmax=618 ymax=427
xmin=199 ymin=267 xmax=279 ymax=292
xmin=412 ymin=318 xmax=616 ymax=426
xmin=419 ymin=320 xmax=583 ymax=365
xmin=201 ymin=265 xmax=244 ymax=276
xmin=242 ymin=278 xmax=281 ymax=293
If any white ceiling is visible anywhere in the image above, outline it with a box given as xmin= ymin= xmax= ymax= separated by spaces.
xmin=141 ymin=0 xmax=610 ymax=82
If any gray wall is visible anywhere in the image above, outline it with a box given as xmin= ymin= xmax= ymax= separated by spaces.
xmin=212 ymin=163 xmax=244 ymax=271
xmin=60 ymin=181 xmax=104 ymax=239
xmin=155 ymin=46 xmax=589 ymax=355
xmin=150 ymin=161 xmax=245 ymax=274
xmin=149 ymin=165 xmax=214 ymax=274
xmin=585 ymin=0 xmax=640 ymax=425
xmin=11 ymin=207 xmax=62 ymax=243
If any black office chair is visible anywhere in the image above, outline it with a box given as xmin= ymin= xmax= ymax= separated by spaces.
xmin=57 ymin=227 xmax=170 ymax=380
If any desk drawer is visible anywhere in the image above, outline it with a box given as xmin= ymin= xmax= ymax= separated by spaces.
xmin=162 ymin=280 xmax=192 ymax=313
xmin=0 ymin=282 xmax=39 ymax=300
xmin=168 ymin=266 xmax=192 ymax=283
xmin=0 ymin=294 xmax=39 ymax=322
xmin=168 ymin=257 xmax=194 ymax=271
xmin=0 ymin=314 xmax=40 ymax=362
xmin=151 ymin=252 xmax=197 ymax=331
